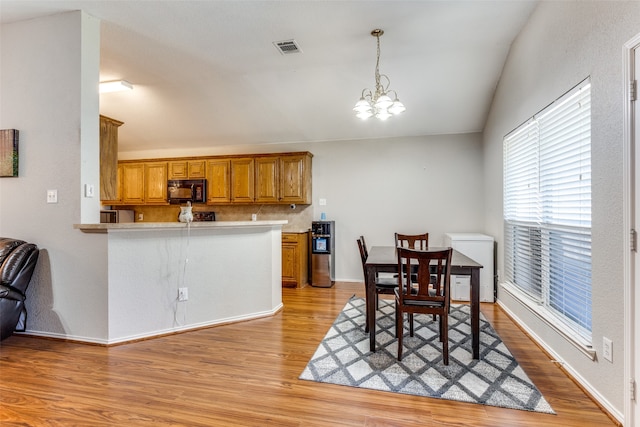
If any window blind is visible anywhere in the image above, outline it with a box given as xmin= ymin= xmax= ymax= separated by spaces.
xmin=503 ymin=79 xmax=592 ymax=342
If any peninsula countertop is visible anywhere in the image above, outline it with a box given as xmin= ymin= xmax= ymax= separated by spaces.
xmin=74 ymin=220 xmax=288 ymax=233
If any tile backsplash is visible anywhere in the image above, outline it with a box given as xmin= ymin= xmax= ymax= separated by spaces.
xmin=111 ymin=203 xmax=313 ymax=232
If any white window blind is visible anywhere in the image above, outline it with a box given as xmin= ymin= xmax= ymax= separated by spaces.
xmin=503 ymin=78 xmax=592 ymax=342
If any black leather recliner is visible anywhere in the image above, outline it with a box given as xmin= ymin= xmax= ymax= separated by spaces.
xmin=0 ymin=238 xmax=40 ymax=340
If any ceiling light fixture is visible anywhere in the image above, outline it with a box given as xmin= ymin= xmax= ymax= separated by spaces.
xmin=99 ymin=80 xmax=133 ymax=93
xmin=353 ymin=29 xmax=405 ymax=121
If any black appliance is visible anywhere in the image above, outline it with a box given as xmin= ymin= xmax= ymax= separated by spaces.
xmin=310 ymin=220 xmax=335 ymax=287
xmin=167 ymin=179 xmax=207 ymax=204
xmin=192 ymin=211 xmax=216 ymax=222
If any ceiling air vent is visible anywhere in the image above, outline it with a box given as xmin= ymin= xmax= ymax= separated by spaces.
xmin=273 ymin=39 xmax=302 ymax=55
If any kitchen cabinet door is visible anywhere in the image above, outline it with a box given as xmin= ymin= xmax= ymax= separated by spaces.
xmin=99 ymin=115 xmax=123 ymax=201
xmin=280 ymin=153 xmax=312 ymax=204
xmin=206 ymin=159 xmax=231 ymax=203
xmin=168 ymin=161 xmax=188 ymax=179
xmin=144 ymin=162 xmax=168 ymax=204
xmin=282 ymin=232 xmax=309 ymax=288
xmin=281 ymin=243 xmax=298 ymax=287
xmin=255 ymin=156 xmax=279 ymax=203
xmin=188 ymin=160 xmax=206 ymax=178
xmin=101 ymin=165 xmax=123 ymax=205
xmin=231 ymin=158 xmax=254 ymax=203
xmin=121 ymin=163 xmax=145 ymax=204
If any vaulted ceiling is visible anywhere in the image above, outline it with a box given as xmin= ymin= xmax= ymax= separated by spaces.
xmin=1 ymin=1 xmax=538 ymax=153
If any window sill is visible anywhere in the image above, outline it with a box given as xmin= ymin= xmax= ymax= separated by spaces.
xmin=500 ymin=282 xmax=596 ymax=361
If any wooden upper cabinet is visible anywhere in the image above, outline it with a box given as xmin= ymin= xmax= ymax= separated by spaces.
xmin=114 ymin=152 xmax=311 ymax=206
xmin=280 ymin=153 xmax=312 ymax=204
xmin=121 ymin=163 xmax=145 ymax=204
xmin=188 ymin=160 xmax=206 ymax=178
xmin=206 ymin=159 xmax=231 ymax=204
xmin=99 ymin=115 xmax=123 ymax=201
xmin=255 ymin=156 xmax=279 ymax=203
xmin=102 ymin=165 xmax=123 ymax=205
xmin=231 ymin=158 xmax=255 ymax=203
xmin=168 ymin=160 xmax=206 ymax=179
xmin=168 ymin=161 xmax=188 ymax=179
xmin=144 ymin=162 xmax=168 ymax=204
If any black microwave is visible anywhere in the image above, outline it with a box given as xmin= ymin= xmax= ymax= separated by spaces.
xmin=167 ymin=179 xmax=207 ymax=204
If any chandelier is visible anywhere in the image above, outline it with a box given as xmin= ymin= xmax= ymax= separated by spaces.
xmin=353 ymin=29 xmax=406 ymax=120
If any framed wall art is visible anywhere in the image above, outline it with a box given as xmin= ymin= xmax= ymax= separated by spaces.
xmin=0 ymin=129 xmax=19 ymax=177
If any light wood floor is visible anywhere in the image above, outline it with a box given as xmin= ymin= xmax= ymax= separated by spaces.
xmin=0 ymin=282 xmax=618 ymax=426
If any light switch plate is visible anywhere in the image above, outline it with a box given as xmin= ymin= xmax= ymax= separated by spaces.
xmin=603 ymin=337 xmax=613 ymax=362
xmin=84 ymin=184 xmax=95 ymax=198
xmin=46 ymin=189 xmax=58 ymax=204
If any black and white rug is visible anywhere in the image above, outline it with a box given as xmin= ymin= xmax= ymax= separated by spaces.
xmin=299 ymin=297 xmax=554 ymax=414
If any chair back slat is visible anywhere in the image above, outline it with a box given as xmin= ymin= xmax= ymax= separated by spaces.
xmin=395 ymin=233 xmax=429 ymax=250
xmin=396 ymin=247 xmax=452 ymax=306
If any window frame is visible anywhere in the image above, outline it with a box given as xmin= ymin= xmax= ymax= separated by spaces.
xmin=502 ymin=78 xmax=593 ymax=355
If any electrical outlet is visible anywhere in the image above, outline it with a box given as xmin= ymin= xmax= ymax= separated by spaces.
xmin=603 ymin=337 xmax=613 ymax=362
xmin=178 ymin=287 xmax=188 ymax=301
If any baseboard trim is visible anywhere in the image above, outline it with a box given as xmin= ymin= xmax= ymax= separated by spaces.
xmin=16 ymin=303 xmax=284 ymax=346
xmin=497 ymin=298 xmax=623 ymax=425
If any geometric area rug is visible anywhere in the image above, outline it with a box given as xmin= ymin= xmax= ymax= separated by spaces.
xmin=299 ymin=296 xmax=555 ymax=414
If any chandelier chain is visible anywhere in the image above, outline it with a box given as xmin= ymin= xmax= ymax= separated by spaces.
xmin=374 ymin=33 xmax=381 ymax=97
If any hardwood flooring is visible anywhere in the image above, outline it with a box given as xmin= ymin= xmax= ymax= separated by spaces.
xmin=0 ymin=282 xmax=618 ymax=426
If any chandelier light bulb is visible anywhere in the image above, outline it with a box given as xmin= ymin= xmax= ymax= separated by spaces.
xmin=374 ymin=94 xmax=393 ymax=110
xmin=356 ymin=110 xmax=374 ymax=120
xmin=376 ymin=110 xmax=392 ymax=120
xmin=353 ymin=98 xmax=372 ymax=113
xmin=389 ymin=100 xmax=406 ymax=115
xmin=354 ymin=29 xmax=405 ymax=121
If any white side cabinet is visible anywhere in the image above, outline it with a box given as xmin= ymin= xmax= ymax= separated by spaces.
xmin=445 ymin=233 xmax=495 ymax=302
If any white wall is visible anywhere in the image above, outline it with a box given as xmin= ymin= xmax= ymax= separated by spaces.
xmin=308 ymin=134 xmax=486 ymax=281
xmin=0 ymin=12 xmax=109 ymax=341
xmin=483 ymin=1 xmax=640 ymax=419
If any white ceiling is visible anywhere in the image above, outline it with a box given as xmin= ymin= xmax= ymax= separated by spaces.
xmin=1 ymin=1 xmax=538 ymax=153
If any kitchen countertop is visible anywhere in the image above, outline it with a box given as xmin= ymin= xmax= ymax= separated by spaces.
xmin=74 ymin=220 xmax=288 ymax=233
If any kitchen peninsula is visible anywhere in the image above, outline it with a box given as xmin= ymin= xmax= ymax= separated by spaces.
xmin=75 ymin=220 xmax=286 ymax=344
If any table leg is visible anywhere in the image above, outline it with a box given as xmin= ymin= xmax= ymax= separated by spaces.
xmin=471 ymin=267 xmax=480 ymax=359
xmin=365 ymin=265 xmax=377 ymax=352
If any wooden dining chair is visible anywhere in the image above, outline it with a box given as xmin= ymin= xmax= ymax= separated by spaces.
xmin=395 ymin=246 xmax=452 ymax=364
xmin=357 ymin=236 xmax=397 ymax=332
xmin=394 ymin=232 xmax=429 ymax=282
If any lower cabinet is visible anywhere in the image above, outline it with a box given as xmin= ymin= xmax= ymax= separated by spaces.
xmin=282 ymin=232 xmax=309 ymax=288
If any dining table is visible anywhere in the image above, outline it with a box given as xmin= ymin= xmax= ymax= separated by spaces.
xmin=364 ymin=245 xmax=483 ymax=359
